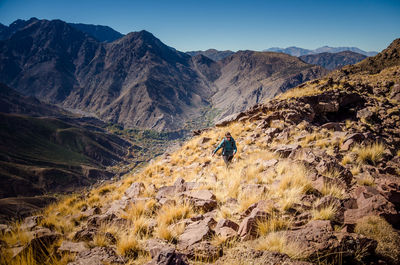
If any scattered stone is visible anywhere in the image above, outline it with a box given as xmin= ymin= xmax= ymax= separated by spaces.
xmin=67 ymin=246 xmax=125 ymax=265
xmin=73 ymin=227 xmax=97 ymax=242
xmin=272 ymin=144 xmax=300 ymax=158
xmin=145 ymin=248 xmax=189 ymax=265
xmin=238 ymin=208 xmax=269 ymax=240
xmin=125 ymin=182 xmax=145 ymax=198
xmin=321 ymin=122 xmax=343 ymax=131
xmin=178 ymin=217 xmax=216 ymax=248
xmin=57 ymin=241 xmax=88 ymax=255
xmin=21 ymin=215 xmax=43 ymax=231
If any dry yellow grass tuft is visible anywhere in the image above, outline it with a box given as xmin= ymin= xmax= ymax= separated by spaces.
xmin=321 ymin=183 xmax=346 ymax=199
xmin=117 ymin=231 xmax=141 ymax=258
xmin=357 ymin=174 xmax=375 ymax=186
xmin=257 ymin=214 xmax=291 ymax=236
xmin=256 ymin=232 xmax=301 ymax=258
xmin=354 ymin=142 xmax=386 ymax=165
xmin=311 ymin=204 xmax=337 ymax=220
xmin=355 ymin=216 xmax=400 ymax=264
xmin=156 ymin=202 xmax=192 ymax=226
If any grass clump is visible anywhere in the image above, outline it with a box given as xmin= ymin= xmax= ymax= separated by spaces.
xmin=257 ymin=214 xmax=291 ymax=236
xmin=354 ymin=142 xmax=385 ymax=165
xmin=311 ymin=204 xmax=337 ymax=220
xmin=156 ymin=202 xmax=192 ymax=226
xmin=256 ymin=232 xmax=301 ymax=258
xmin=355 ymin=216 xmax=400 ymax=264
xmin=321 ymin=183 xmax=346 ymax=199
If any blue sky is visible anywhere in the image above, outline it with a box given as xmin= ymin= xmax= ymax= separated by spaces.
xmin=0 ymin=0 xmax=399 ymax=52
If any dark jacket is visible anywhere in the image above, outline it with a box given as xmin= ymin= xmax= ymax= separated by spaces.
xmin=213 ymin=137 xmax=237 ymax=156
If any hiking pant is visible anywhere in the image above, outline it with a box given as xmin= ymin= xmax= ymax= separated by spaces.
xmin=223 ymin=155 xmax=234 ymax=166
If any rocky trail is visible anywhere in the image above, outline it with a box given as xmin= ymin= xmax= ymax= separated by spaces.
xmin=1 ymin=40 xmax=400 ymax=265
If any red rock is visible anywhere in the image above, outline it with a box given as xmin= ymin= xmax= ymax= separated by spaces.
xmin=344 ymin=186 xmax=399 ymax=226
xmin=177 ymin=217 xmax=216 ymax=248
xmin=238 ymin=208 xmax=269 ymax=240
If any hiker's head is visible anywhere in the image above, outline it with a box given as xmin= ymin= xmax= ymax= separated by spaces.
xmin=225 ymin=132 xmax=231 ymax=139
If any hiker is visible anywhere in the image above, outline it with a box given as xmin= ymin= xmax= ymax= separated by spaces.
xmin=212 ymin=132 xmax=237 ymax=166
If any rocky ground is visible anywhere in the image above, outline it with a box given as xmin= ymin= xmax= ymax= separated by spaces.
xmin=1 ymin=41 xmax=400 ymax=265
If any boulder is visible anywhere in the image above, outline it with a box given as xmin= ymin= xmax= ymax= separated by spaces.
xmin=143 ymin=239 xmax=175 ymax=258
xmin=57 ymin=241 xmax=88 ymax=255
xmin=13 ymin=229 xmax=61 ymax=262
xmin=145 ymin=248 xmax=189 ymax=265
xmin=238 ymin=208 xmax=269 ymax=240
xmin=321 ymin=122 xmax=343 ymax=131
xmin=87 ymin=213 xmax=117 ymax=228
xmin=125 ymin=182 xmax=145 ymax=198
xmin=21 ymin=215 xmax=43 ymax=231
xmin=67 ymin=247 xmax=125 ymax=265
xmin=272 ymin=144 xmax=300 ymax=158
xmin=315 ymin=101 xmax=339 ymax=113
xmin=177 ymin=217 xmax=216 ymax=248
xmin=180 ymin=190 xmax=217 ymax=212
xmin=344 ymin=186 xmax=399 ymax=226
xmin=215 ymin=219 xmax=239 ymax=232
xmin=73 ymin=227 xmax=97 ymax=242
xmin=284 ymin=220 xmax=344 ymax=260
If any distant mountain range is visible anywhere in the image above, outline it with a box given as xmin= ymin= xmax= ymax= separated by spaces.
xmin=265 ymin=46 xmax=378 ymax=57
xmin=0 ymin=18 xmax=328 ymax=131
xmin=299 ymin=51 xmax=367 ymax=70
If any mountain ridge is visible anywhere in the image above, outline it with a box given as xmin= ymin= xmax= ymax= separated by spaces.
xmin=264 ymin=45 xmax=378 ymax=57
xmin=0 ymin=18 xmax=329 ymax=131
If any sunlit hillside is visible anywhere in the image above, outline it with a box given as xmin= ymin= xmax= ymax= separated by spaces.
xmin=1 ymin=40 xmax=400 ymax=265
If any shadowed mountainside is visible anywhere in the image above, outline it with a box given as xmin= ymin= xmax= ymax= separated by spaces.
xmin=186 ymin=49 xmax=235 ymax=61
xmin=0 ymin=18 xmax=329 ymax=131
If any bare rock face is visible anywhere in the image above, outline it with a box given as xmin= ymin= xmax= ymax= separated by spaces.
xmin=67 ymin=247 xmax=125 ymax=265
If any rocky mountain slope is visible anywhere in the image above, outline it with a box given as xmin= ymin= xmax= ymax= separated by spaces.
xmin=68 ymin=22 xmax=124 ymax=42
xmin=1 ymin=39 xmax=399 ymax=265
xmin=299 ymin=51 xmax=367 ymax=70
xmin=0 ymin=18 xmax=328 ymax=131
xmin=186 ymin=49 xmax=235 ymax=61
xmin=265 ymin=46 xmax=378 ymax=57
xmin=210 ymin=51 xmax=328 ymax=119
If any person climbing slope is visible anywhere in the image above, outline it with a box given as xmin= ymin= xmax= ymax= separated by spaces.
xmin=212 ymin=132 xmax=237 ymax=166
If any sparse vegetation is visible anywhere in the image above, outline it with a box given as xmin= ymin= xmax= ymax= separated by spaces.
xmin=354 ymin=142 xmax=386 ymax=165
xmin=355 ymin=216 xmax=400 ymax=264
xmin=312 ymin=204 xmax=337 ymax=220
